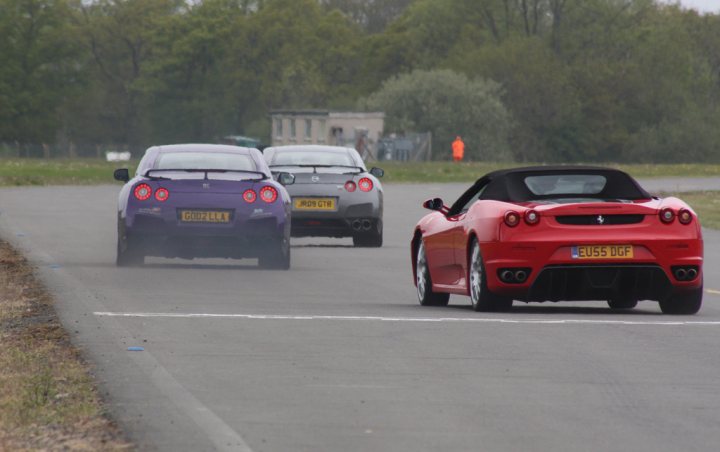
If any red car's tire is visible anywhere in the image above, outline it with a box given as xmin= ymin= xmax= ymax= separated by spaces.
xmin=469 ymin=239 xmax=512 ymax=312
xmin=607 ymin=298 xmax=638 ymax=310
xmin=416 ymin=241 xmax=449 ymax=306
xmin=659 ymin=282 xmax=703 ymax=315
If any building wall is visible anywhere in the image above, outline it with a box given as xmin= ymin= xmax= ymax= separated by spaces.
xmin=270 ymin=111 xmax=384 ymax=148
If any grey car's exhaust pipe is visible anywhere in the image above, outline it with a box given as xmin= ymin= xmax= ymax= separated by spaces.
xmin=352 ymin=220 xmax=362 ymax=231
xmin=362 ymin=219 xmax=372 ymax=231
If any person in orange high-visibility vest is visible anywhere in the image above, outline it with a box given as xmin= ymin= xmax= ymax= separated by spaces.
xmin=452 ymin=136 xmax=465 ymax=162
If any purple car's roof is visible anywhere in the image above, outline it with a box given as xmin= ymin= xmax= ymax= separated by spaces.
xmin=140 ymin=144 xmax=271 ymax=177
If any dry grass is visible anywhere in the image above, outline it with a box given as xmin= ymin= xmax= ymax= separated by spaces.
xmin=0 ymin=241 xmax=131 ymax=451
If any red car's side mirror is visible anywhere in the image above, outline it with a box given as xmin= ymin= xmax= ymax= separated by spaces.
xmin=423 ymin=198 xmax=445 ymax=212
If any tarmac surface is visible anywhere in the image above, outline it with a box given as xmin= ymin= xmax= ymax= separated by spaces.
xmin=1 ymin=178 xmax=720 ymax=452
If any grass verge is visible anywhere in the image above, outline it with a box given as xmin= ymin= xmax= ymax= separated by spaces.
xmin=0 ymin=241 xmax=131 ymax=450
xmin=664 ymin=191 xmax=720 ymax=230
xmin=379 ymin=161 xmax=720 ymax=183
xmin=0 ymin=158 xmax=136 ymax=186
xmin=1 ymin=158 xmax=720 ymax=186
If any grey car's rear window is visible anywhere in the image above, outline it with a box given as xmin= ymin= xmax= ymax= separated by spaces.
xmin=525 ymin=174 xmax=607 ymax=196
xmin=272 ymin=150 xmax=355 ymax=166
xmin=156 ymin=152 xmax=256 ymax=171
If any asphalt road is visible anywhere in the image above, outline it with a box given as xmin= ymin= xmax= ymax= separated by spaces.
xmin=1 ymin=179 xmax=720 ymax=452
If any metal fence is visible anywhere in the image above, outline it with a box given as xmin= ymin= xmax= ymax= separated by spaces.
xmin=376 ymin=132 xmax=432 ymax=162
xmin=0 ymin=142 xmax=146 ymax=159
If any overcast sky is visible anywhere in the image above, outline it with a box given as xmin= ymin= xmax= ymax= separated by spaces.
xmin=662 ymin=0 xmax=720 ymax=13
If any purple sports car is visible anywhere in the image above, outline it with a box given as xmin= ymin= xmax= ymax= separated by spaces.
xmin=113 ymin=144 xmax=295 ymax=269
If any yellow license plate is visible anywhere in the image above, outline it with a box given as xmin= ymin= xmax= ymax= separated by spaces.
xmin=293 ymin=198 xmax=336 ymax=211
xmin=179 ymin=210 xmax=231 ymax=223
xmin=572 ymin=245 xmax=633 ymax=259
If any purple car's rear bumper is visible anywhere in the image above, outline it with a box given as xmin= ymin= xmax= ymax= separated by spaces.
xmin=122 ymin=195 xmax=289 ymax=259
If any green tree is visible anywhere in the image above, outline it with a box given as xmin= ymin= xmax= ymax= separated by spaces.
xmin=361 ymin=69 xmax=513 ymax=161
xmin=0 ymin=0 xmax=80 ymax=144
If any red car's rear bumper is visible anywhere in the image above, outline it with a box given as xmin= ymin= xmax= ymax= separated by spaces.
xmin=482 ymin=237 xmax=702 ymax=302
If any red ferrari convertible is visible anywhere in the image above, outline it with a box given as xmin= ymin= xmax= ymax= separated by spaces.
xmin=411 ymin=166 xmax=703 ymax=314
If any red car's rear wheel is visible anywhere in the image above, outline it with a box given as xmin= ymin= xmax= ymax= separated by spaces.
xmin=416 ymin=241 xmax=449 ymax=306
xmin=659 ymin=282 xmax=703 ymax=315
xmin=469 ymin=239 xmax=512 ymax=312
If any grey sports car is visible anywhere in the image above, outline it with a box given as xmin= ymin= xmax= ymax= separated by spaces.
xmin=263 ymin=145 xmax=384 ymax=247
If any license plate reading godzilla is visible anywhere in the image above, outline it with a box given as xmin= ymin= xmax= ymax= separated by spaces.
xmin=179 ymin=210 xmax=231 ymax=223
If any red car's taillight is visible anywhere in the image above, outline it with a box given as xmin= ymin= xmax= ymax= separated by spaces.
xmin=344 ymin=181 xmax=357 ymax=192
xmin=678 ymin=208 xmax=693 ymax=225
xmin=504 ymin=211 xmax=520 ymax=227
xmin=524 ymin=209 xmax=540 ymax=225
xmin=659 ymin=208 xmax=675 ymax=224
xmin=154 ymin=188 xmax=169 ymax=202
xmin=260 ymin=186 xmax=278 ymax=203
xmin=358 ymin=177 xmax=373 ymax=192
xmin=134 ymin=183 xmax=152 ymax=201
xmin=243 ymin=189 xmax=257 ymax=203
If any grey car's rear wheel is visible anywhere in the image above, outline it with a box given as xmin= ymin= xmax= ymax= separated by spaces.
xmin=259 ymin=238 xmax=291 ymax=270
xmin=469 ymin=239 xmax=512 ymax=312
xmin=659 ymin=282 xmax=703 ymax=315
xmin=416 ymin=241 xmax=449 ymax=306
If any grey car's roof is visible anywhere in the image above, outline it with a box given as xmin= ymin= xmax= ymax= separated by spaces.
xmin=264 ymin=145 xmax=356 ymax=153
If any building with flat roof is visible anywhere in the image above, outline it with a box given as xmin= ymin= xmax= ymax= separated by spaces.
xmin=269 ymin=110 xmax=385 ymax=157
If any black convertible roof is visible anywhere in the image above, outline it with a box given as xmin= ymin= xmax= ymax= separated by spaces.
xmin=477 ymin=165 xmax=651 ymax=202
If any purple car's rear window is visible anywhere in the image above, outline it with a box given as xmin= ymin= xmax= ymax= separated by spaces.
xmin=272 ymin=150 xmax=354 ymax=167
xmin=156 ymin=152 xmax=256 ymax=171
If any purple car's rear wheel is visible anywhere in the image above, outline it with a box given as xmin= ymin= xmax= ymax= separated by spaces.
xmin=116 ymin=234 xmax=144 ymax=267
xmin=258 ymin=238 xmax=291 ymax=270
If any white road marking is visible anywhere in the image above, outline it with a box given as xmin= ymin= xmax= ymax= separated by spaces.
xmin=707 ymin=289 xmax=720 ymax=295
xmin=94 ymin=311 xmax=720 ymax=326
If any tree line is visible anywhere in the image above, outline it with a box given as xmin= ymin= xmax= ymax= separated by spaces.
xmin=1 ymin=0 xmax=719 ymax=162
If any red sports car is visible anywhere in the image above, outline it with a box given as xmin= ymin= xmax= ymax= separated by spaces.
xmin=411 ymin=166 xmax=703 ymax=314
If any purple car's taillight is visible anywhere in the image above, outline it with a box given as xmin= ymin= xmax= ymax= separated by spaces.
xmin=154 ymin=188 xmax=169 ymax=202
xmin=134 ymin=183 xmax=152 ymax=201
xmin=260 ymin=186 xmax=278 ymax=203
xmin=243 ymin=189 xmax=257 ymax=203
